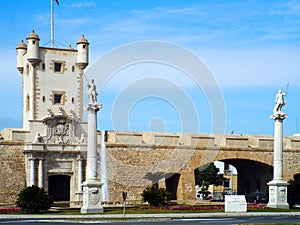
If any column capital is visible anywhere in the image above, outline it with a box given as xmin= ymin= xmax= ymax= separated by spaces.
xmin=85 ymin=103 xmax=102 ymax=112
xmin=77 ymin=155 xmax=84 ymax=161
xmin=270 ymin=112 xmax=288 ymax=121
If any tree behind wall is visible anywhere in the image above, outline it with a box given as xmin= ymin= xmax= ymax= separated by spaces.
xmin=194 ymin=162 xmax=224 ymax=199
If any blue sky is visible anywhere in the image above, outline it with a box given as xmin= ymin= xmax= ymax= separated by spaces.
xmin=0 ymin=0 xmax=300 ymax=136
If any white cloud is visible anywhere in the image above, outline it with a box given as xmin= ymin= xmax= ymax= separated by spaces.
xmin=200 ymin=48 xmax=300 ymax=87
xmin=68 ymin=2 xmax=96 ymax=9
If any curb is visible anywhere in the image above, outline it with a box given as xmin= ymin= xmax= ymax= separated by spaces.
xmin=1 ymin=212 xmax=300 ymax=220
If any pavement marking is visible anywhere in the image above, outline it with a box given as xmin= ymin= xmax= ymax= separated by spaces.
xmin=173 ymin=218 xmax=233 ymax=221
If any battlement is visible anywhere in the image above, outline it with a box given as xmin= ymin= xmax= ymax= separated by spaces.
xmin=105 ymin=131 xmax=300 ymax=150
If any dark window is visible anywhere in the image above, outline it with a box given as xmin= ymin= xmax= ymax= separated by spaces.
xmin=42 ymin=96 xmax=46 ymax=102
xmin=54 ymin=63 xmax=62 ymax=72
xmin=72 ymin=97 xmax=75 ymax=104
xmin=26 ymin=95 xmax=30 ymax=111
xmin=54 ymin=94 xmax=62 ymax=104
xmin=83 ymin=44 xmax=86 ymax=49
xmin=33 ymin=40 xmax=36 ymax=44
xmin=26 ymin=64 xmax=30 ymax=75
xmin=42 ymin=63 xmax=45 ymax=70
xmin=72 ymin=65 xmax=75 ymax=72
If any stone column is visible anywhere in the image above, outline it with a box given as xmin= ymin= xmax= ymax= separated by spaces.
xmin=38 ymin=158 xmax=44 ymax=188
xmin=29 ymin=157 xmax=35 ymax=186
xmin=86 ymin=104 xmax=99 ymax=181
xmin=77 ymin=156 xmax=83 ymax=192
xmin=267 ymin=112 xmax=289 ymax=209
xmin=81 ymin=103 xmax=103 ymax=214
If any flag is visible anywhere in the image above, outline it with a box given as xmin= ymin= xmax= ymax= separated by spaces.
xmin=55 ymin=0 xmax=59 ymax=5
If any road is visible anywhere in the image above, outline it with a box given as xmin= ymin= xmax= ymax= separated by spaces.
xmin=0 ymin=216 xmax=299 ymax=224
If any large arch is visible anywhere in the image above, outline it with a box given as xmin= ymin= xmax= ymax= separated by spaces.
xmin=220 ymin=159 xmax=273 ymax=196
xmin=190 ymin=158 xmax=272 ymax=201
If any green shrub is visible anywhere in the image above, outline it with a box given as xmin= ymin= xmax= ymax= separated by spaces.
xmin=141 ymin=186 xmax=171 ymax=207
xmin=16 ymin=185 xmax=53 ymax=213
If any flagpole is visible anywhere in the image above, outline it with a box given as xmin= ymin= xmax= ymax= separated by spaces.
xmin=50 ymin=0 xmax=54 ymax=47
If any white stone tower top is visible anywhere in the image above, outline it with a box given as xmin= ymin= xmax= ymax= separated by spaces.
xmin=16 ymin=40 xmax=27 ymax=74
xmin=26 ymin=30 xmax=40 ymax=66
xmin=16 ymin=30 xmax=89 ymax=131
xmin=76 ymin=34 xmax=89 ymax=71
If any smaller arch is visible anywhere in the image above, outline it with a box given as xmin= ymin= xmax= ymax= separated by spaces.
xmin=294 ymin=173 xmax=300 ymax=181
xmin=165 ymin=173 xmax=180 ymax=200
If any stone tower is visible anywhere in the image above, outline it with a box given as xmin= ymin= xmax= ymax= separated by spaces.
xmin=15 ymin=31 xmax=91 ymax=205
xmin=16 ymin=30 xmax=89 ymax=132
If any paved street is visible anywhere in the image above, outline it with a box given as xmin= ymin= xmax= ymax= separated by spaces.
xmin=0 ymin=213 xmax=300 ymax=224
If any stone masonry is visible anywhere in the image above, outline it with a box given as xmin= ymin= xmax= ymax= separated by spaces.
xmin=0 ymin=130 xmax=300 ymax=205
xmin=0 ymin=141 xmax=26 ymax=204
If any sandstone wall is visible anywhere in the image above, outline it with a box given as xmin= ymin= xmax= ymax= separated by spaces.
xmin=0 ymin=130 xmax=299 ymax=204
xmin=0 ymin=141 xmax=26 ymax=204
xmin=104 ymin=131 xmax=300 ymax=202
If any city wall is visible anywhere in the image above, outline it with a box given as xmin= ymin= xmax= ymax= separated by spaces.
xmin=0 ymin=130 xmax=300 ymax=204
xmin=104 ymin=131 xmax=300 ymax=202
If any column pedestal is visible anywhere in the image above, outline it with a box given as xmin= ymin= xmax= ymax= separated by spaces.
xmin=267 ymin=112 xmax=289 ymax=209
xmin=80 ymin=180 xmax=104 ymax=213
xmin=267 ymin=180 xmax=289 ymax=209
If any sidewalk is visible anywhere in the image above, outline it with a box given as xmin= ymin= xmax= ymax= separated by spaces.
xmin=1 ymin=211 xmax=300 ymax=220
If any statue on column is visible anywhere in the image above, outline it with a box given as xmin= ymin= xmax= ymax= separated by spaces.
xmin=87 ymin=78 xmax=98 ymax=104
xmin=81 ymin=76 xmax=103 ymax=214
xmin=273 ymin=84 xmax=288 ymax=113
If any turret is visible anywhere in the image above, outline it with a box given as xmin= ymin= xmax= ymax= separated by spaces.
xmin=16 ymin=40 xmax=27 ymax=74
xmin=76 ymin=34 xmax=89 ymax=70
xmin=26 ymin=30 xmax=40 ymax=66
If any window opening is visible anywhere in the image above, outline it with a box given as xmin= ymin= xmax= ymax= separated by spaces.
xmin=26 ymin=95 xmax=30 ymax=111
xmin=54 ymin=63 xmax=62 ymax=72
xmin=54 ymin=94 xmax=62 ymax=104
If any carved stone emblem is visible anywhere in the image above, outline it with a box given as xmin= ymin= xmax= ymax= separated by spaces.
xmin=88 ymin=188 xmax=100 ymax=205
xmin=43 ymin=115 xmax=80 ymax=145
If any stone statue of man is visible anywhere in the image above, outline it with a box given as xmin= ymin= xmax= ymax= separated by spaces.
xmin=87 ymin=78 xmax=98 ymax=104
xmin=273 ymin=89 xmax=287 ymax=113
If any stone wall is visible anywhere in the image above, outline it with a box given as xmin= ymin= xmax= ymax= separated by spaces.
xmin=0 ymin=141 xmax=26 ymax=204
xmin=0 ymin=130 xmax=300 ymax=204
xmin=104 ymin=131 xmax=300 ymax=202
